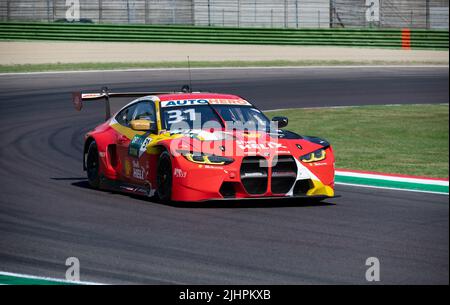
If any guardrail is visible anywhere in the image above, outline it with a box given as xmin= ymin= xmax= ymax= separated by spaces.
xmin=0 ymin=22 xmax=448 ymax=50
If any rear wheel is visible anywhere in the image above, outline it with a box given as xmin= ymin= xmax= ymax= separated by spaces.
xmin=86 ymin=141 xmax=100 ymax=189
xmin=156 ymin=151 xmax=173 ymax=202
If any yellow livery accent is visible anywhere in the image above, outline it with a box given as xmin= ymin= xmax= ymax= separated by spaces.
xmin=155 ymin=98 xmax=163 ymax=131
xmin=111 ymin=123 xmax=146 ymax=139
xmin=307 ymin=179 xmax=334 ymax=197
xmin=110 ymin=123 xmax=184 ymax=155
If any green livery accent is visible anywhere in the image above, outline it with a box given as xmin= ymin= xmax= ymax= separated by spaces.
xmin=128 ymin=134 xmax=148 ymax=158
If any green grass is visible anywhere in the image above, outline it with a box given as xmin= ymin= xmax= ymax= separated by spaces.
xmin=0 ymin=60 xmax=447 ymax=73
xmin=266 ymin=104 xmax=449 ymax=178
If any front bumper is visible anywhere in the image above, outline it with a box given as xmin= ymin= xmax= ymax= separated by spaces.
xmin=170 ymin=154 xmax=335 ymax=202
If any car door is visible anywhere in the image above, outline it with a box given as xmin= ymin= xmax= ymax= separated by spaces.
xmin=115 ymin=101 xmax=157 ymax=184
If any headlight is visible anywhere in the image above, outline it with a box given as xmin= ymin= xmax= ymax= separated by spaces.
xmin=179 ymin=151 xmax=234 ymax=165
xmin=300 ymin=148 xmax=326 ymax=163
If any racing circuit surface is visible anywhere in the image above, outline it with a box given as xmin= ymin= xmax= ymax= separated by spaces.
xmin=0 ymin=66 xmax=448 ymax=284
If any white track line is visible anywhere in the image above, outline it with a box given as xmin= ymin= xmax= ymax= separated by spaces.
xmin=265 ymin=103 xmax=449 ymax=112
xmin=0 ymin=65 xmax=448 ymax=77
xmin=336 ymin=182 xmax=449 ymax=196
xmin=335 ymin=171 xmax=449 ymax=186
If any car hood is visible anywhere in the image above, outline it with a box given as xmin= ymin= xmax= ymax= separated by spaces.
xmin=165 ymin=129 xmax=328 ymax=158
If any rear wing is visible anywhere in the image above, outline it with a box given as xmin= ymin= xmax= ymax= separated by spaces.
xmin=72 ymin=87 xmax=173 ymax=121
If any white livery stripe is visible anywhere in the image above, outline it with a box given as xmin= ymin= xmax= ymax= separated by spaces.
xmin=335 ymin=182 xmax=449 ymax=196
xmin=160 ymin=99 xmax=209 ymax=107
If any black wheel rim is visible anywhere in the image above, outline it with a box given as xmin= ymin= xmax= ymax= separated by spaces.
xmin=157 ymin=157 xmax=171 ymax=199
xmin=86 ymin=147 xmax=99 ymax=182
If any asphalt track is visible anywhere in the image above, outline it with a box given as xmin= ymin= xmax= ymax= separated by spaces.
xmin=0 ymin=67 xmax=448 ymax=284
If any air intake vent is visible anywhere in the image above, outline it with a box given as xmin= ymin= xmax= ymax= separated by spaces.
xmin=219 ymin=182 xmax=237 ymax=198
xmin=271 ymin=155 xmax=297 ymax=194
xmin=293 ymin=179 xmax=312 ymax=196
xmin=240 ymin=157 xmax=268 ymax=195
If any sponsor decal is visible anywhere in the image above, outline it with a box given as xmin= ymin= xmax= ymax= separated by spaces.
xmin=160 ymin=98 xmax=252 ymax=108
xmin=161 ymin=99 xmax=209 ymax=108
xmin=204 ymin=165 xmax=224 ymax=170
xmin=129 ymin=135 xmax=152 ymax=158
xmin=174 ymin=168 xmax=187 ymax=178
xmin=237 ymin=140 xmax=286 ymax=150
xmin=132 ymin=167 xmax=145 ymax=180
xmin=309 ymin=162 xmax=329 ymax=167
xmin=132 ymin=160 xmax=146 ymax=180
xmin=207 ymin=98 xmax=252 ymax=106
xmin=98 ymin=151 xmax=106 ymax=158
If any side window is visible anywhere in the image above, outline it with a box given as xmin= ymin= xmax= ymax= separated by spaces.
xmin=116 ymin=104 xmax=138 ymax=126
xmin=132 ymin=101 xmax=156 ymax=122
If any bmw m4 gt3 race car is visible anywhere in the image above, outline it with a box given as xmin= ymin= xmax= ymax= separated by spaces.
xmin=73 ymin=87 xmax=336 ymax=202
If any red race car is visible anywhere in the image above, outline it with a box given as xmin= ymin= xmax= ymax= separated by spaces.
xmin=73 ymin=87 xmax=336 ymax=202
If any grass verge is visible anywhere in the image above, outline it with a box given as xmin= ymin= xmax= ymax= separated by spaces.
xmin=266 ymin=104 xmax=449 ymax=178
xmin=0 ymin=60 xmax=448 ymax=73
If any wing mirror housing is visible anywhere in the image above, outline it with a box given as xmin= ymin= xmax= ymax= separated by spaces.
xmin=130 ymin=119 xmax=156 ymax=132
xmin=271 ymin=116 xmax=288 ymax=128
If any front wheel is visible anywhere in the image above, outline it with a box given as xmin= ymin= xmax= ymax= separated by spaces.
xmin=156 ymin=151 xmax=173 ymax=202
xmin=86 ymin=141 xmax=100 ymax=189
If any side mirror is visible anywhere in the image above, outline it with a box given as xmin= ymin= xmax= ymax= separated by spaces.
xmin=130 ymin=119 xmax=156 ymax=132
xmin=272 ymin=116 xmax=288 ymax=128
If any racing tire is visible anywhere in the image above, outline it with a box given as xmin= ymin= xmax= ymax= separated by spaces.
xmin=156 ymin=151 xmax=173 ymax=202
xmin=86 ymin=141 xmax=101 ymax=189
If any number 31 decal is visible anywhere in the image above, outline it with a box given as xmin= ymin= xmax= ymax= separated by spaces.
xmin=167 ymin=109 xmax=196 ymax=124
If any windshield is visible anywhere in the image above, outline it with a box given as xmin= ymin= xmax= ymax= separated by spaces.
xmin=161 ymin=104 xmax=271 ymax=132
xmin=213 ymin=105 xmax=271 ymax=130
xmin=161 ymin=105 xmax=223 ymax=130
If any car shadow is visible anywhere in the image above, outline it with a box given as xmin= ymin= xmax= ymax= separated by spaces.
xmin=169 ymin=198 xmax=336 ymax=209
xmin=51 ymin=177 xmax=88 ymax=181
xmin=65 ymin=178 xmax=336 ymax=209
